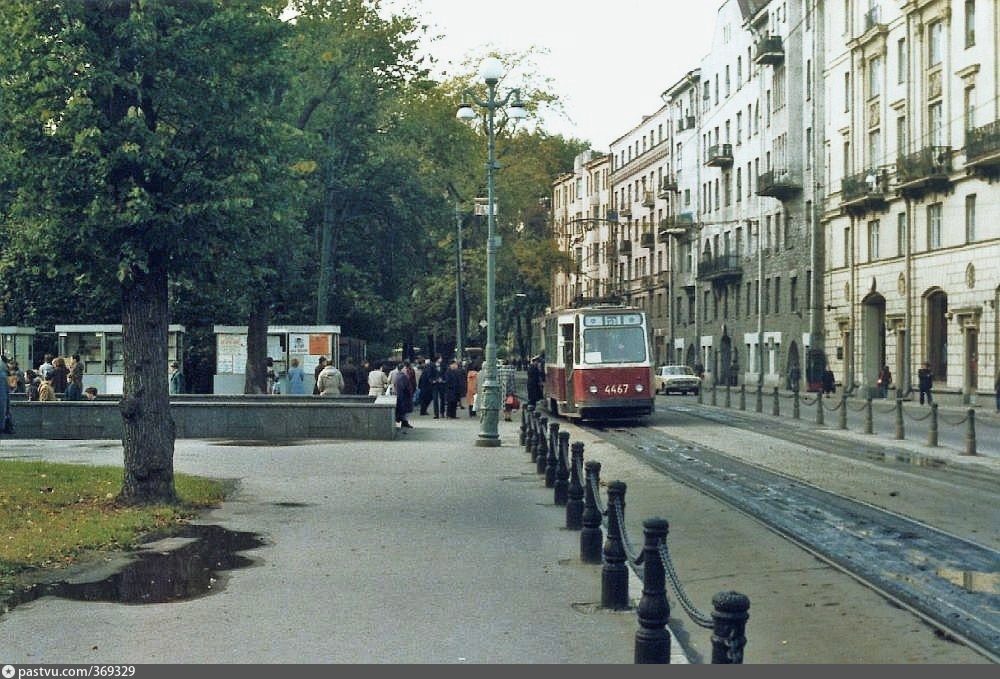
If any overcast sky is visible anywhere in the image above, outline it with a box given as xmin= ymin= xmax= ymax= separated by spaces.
xmin=394 ymin=0 xmax=720 ymax=149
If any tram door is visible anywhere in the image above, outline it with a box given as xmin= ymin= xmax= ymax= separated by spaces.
xmin=562 ymin=321 xmax=575 ymax=410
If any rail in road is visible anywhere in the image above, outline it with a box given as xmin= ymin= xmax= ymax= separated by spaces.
xmin=588 ymin=422 xmax=1000 ymax=663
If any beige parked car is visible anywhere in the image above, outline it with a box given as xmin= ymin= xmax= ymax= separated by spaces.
xmin=654 ymin=365 xmax=702 ymax=395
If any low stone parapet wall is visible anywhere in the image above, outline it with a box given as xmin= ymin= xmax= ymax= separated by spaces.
xmin=7 ymin=397 xmax=397 ymax=441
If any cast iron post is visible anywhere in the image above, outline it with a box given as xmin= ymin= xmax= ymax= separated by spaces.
xmin=864 ymin=396 xmax=873 ymax=434
xmin=964 ymin=409 xmax=977 ymax=456
xmin=815 ymin=390 xmax=824 ymax=425
xmin=928 ymin=403 xmax=938 ymax=447
xmin=739 ymin=384 xmax=746 ymax=411
xmin=792 ymin=386 xmax=800 ymax=419
xmin=711 ymin=383 xmax=717 ymax=406
xmin=536 ymin=416 xmax=549 ymax=474
xmin=581 ymin=461 xmax=603 ymax=563
xmin=724 ymin=383 xmax=732 ymax=408
xmin=894 ymin=398 xmax=904 ymax=439
xmin=634 ymin=518 xmax=671 ymax=664
xmin=602 ymin=481 xmax=629 ymax=610
xmin=566 ymin=441 xmax=585 ymax=529
xmin=554 ymin=431 xmax=570 ymax=505
xmin=545 ymin=422 xmax=559 ymax=487
xmin=754 ymin=385 xmax=762 ymax=413
xmin=710 ymin=591 xmax=750 ymax=664
xmin=520 ymin=403 xmax=531 ymax=448
xmin=839 ymin=392 xmax=847 ymax=429
xmin=772 ymin=386 xmax=779 ymax=416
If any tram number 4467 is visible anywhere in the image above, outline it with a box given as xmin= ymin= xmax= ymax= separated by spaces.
xmin=603 ymin=384 xmax=630 ymax=395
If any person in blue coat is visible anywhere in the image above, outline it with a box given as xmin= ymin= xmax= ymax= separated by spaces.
xmin=286 ymin=358 xmax=306 ymax=395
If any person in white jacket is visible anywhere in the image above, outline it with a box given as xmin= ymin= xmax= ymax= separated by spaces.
xmin=367 ymin=362 xmax=389 ymax=396
xmin=316 ymin=363 xmax=344 ymax=395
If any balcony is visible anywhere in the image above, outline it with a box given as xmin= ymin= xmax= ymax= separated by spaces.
xmin=640 ymin=231 xmax=655 ymax=248
xmin=641 ymin=190 xmax=655 ymax=208
xmin=841 ymin=169 xmax=890 ymax=216
xmin=753 ymin=35 xmax=784 ymax=66
xmin=966 ymin=119 xmax=1000 ymax=175
xmin=863 ymin=5 xmax=885 ymax=33
xmin=697 ymin=254 xmax=743 ymax=283
xmin=706 ymin=143 xmax=734 ymax=168
xmin=657 ymin=176 xmax=678 ymax=198
xmin=618 ymin=205 xmax=632 ymax=218
xmin=756 ymin=169 xmax=801 ymax=201
xmin=619 ymin=239 xmax=632 ymax=256
xmin=657 ymin=271 xmax=670 ymax=285
xmin=895 ymin=146 xmax=952 ymax=199
xmin=658 ymin=213 xmax=694 ymax=238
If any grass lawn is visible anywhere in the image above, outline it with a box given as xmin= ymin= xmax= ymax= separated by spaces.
xmin=0 ymin=459 xmax=230 ymax=599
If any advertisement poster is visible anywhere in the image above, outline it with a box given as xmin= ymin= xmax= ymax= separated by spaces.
xmin=289 ymin=334 xmax=309 ymax=355
xmin=308 ymin=334 xmax=331 ymax=356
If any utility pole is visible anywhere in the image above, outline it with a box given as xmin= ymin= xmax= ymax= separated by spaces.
xmin=455 ymin=202 xmax=465 ymax=363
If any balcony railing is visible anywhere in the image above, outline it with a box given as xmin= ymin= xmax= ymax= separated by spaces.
xmin=640 ymin=231 xmax=654 ymax=248
xmin=841 ymin=169 xmax=889 ymax=215
xmin=641 ymin=191 xmax=655 ymax=207
xmin=658 ymin=176 xmax=678 ymax=197
xmin=966 ymin=119 xmax=1000 ymax=168
xmin=754 ymin=35 xmax=784 ymax=66
xmin=896 ymin=146 xmax=952 ymax=197
xmin=697 ymin=254 xmax=743 ymax=282
xmin=706 ymin=143 xmax=734 ymax=167
xmin=619 ymin=239 xmax=632 ymax=255
xmin=756 ymin=169 xmax=801 ymax=200
xmin=658 ymin=214 xmax=693 ymax=238
xmin=618 ymin=205 xmax=632 ymax=218
xmin=863 ymin=5 xmax=884 ymax=32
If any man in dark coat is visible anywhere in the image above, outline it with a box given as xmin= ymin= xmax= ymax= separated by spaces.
xmin=917 ymin=362 xmax=934 ymax=405
xmin=526 ymin=356 xmax=544 ymax=407
xmin=341 ymin=357 xmax=359 ymax=396
xmin=417 ymin=360 xmax=436 ymax=415
xmin=444 ymin=359 xmax=464 ymax=418
xmin=393 ymin=363 xmax=413 ymax=428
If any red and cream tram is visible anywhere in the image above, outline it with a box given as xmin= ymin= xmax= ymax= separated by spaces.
xmin=540 ymin=306 xmax=654 ymax=421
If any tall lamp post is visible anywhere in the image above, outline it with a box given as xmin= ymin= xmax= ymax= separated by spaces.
xmin=456 ymin=57 xmax=527 ymax=448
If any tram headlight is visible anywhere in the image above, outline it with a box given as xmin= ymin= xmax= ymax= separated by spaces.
xmin=588 ymin=385 xmax=598 ymax=394
xmin=635 ymin=384 xmax=644 ymax=393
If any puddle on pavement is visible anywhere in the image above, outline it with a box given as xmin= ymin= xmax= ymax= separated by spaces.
xmin=936 ymin=567 xmax=1000 ymax=594
xmin=2 ymin=524 xmax=265 ymax=616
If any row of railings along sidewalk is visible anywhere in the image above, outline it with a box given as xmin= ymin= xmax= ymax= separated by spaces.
xmin=519 ymin=404 xmax=751 ymax=664
xmin=697 ymin=382 xmax=979 ymax=456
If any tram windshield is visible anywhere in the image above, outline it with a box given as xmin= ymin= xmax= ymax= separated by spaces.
xmin=581 ymin=327 xmax=647 ymax=364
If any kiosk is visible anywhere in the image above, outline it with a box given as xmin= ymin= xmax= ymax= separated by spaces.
xmin=1 ymin=327 xmax=36 ymax=370
xmin=55 ymin=324 xmax=185 ymax=395
xmin=213 ymin=325 xmax=342 ymax=395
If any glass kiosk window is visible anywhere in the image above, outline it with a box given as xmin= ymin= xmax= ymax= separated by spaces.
xmin=105 ymin=334 xmax=125 ymax=373
xmin=62 ymin=332 xmax=106 ymax=374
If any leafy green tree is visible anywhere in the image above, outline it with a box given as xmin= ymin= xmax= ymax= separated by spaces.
xmin=0 ymin=0 xmax=290 ymax=503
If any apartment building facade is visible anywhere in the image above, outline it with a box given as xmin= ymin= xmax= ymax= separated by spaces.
xmin=822 ymin=0 xmax=1000 ymax=399
xmin=549 ymin=0 xmax=999 ymax=399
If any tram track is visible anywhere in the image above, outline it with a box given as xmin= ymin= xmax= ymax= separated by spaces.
xmin=586 ymin=422 xmax=1000 ymax=663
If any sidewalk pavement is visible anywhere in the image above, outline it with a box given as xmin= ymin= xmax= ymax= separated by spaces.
xmin=0 ymin=415 xmax=688 ymax=664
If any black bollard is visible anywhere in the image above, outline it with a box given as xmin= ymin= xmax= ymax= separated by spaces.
xmin=545 ymin=422 xmax=559 ymax=487
xmin=566 ymin=442 xmax=585 ymax=530
xmin=528 ymin=411 xmax=539 ymax=462
xmin=964 ymin=409 xmax=977 ymax=456
xmin=711 ymin=591 xmax=750 ymax=664
xmin=725 ymin=383 xmax=732 ymax=408
xmin=772 ymin=387 xmax=779 ymax=416
xmin=554 ymin=431 xmax=570 ymax=506
xmin=895 ymin=398 xmax=904 ymax=440
xmin=839 ymin=392 xmax=847 ymax=430
xmin=711 ymin=383 xmax=717 ymax=406
xmin=739 ymin=384 xmax=746 ymax=411
xmin=580 ymin=461 xmax=603 ymax=563
xmin=816 ymin=389 xmax=824 ymax=425
xmin=928 ymin=403 xmax=938 ymax=447
xmin=602 ymin=481 xmax=630 ymax=611
xmin=755 ymin=385 xmax=763 ymax=413
xmin=864 ymin=397 xmax=873 ymax=434
xmin=520 ymin=404 xmax=531 ymax=448
xmin=536 ymin=417 xmax=549 ymax=474
xmin=634 ymin=518 xmax=671 ymax=664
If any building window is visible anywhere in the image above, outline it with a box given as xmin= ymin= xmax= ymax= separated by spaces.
xmin=897 ymin=38 xmax=906 ymax=84
xmin=790 ymin=276 xmax=798 ymax=311
xmin=868 ymin=220 xmax=880 ymax=260
xmin=725 ymin=65 xmax=731 ymax=98
xmin=928 ymin=21 xmax=943 ymax=66
xmin=844 ymin=72 xmax=851 ymax=112
xmin=897 ymin=116 xmax=906 ymax=156
xmin=736 ymin=112 xmax=743 ymax=145
xmin=774 ymin=277 xmax=781 ymax=314
xmin=843 ymin=226 xmax=851 ymax=267
xmin=965 ymin=0 xmax=976 ymax=48
xmin=868 ymin=55 xmax=882 ymax=98
xmin=806 ymin=59 xmax=812 ymax=100
xmin=737 ymin=56 xmax=743 ymax=89
xmin=965 ymin=194 xmax=976 ymax=242
xmin=897 ymin=212 xmax=906 ymax=256
xmin=764 ymin=278 xmax=771 ymax=315
xmin=736 ymin=169 xmax=742 ymax=201
xmin=806 ymin=127 xmax=813 ymax=169
xmin=965 ymin=85 xmax=977 ymax=143
xmin=928 ymin=101 xmax=943 ymax=146
xmin=927 ymin=203 xmax=942 ymax=249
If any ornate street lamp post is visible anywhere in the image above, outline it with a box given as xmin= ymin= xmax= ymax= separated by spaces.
xmin=457 ymin=57 xmax=527 ymax=447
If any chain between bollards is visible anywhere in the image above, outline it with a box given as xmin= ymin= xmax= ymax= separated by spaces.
xmin=864 ymin=397 xmax=873 ymax=434
xmin=580 ymin=461 xmax=603 ymax=563
xmin=894 ymin=398 xmax=905 ymax=440
xmin=602 ymin=481 xmax=630 ymax=610
xmin=927 ymin=403 xmax=938 ymax=447
xmin=964 ymin=409 xmax=977 ymax=456
xmin=554 ymin=431 xmax=570 ymax=505
xmin=566 ymin=442 xmax=585 ymax=529
xmin=634 ymin=518 xmax=671 ymax=664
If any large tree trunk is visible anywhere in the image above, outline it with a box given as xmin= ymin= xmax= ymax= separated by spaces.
xmin=244 ymin=298 xmax=270 ymax=394
xmin=118 ymin=258 xmax=176 ymax=506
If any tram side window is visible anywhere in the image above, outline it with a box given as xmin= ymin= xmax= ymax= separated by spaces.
xmin=582 ymin=327 xmax=647 ymax=364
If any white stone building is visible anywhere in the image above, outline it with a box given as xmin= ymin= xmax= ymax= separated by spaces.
xmin=822 ymin=0 xmax=1000 ymax=400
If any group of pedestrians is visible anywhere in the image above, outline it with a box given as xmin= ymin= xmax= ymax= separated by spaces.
xmin=5 ymin=353 xmax=93 ymax=403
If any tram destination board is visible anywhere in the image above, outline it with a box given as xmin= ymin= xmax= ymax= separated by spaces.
xmin=582 ymin=313 xmax=643 ymax=327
